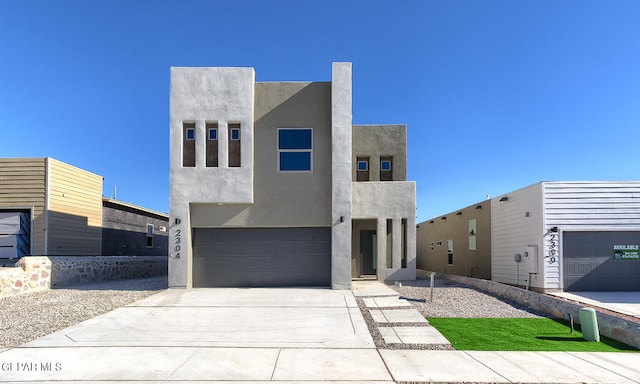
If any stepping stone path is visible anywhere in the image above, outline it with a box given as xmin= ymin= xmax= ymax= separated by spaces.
xmin=353 ymin=281 xmax=453 ymax=350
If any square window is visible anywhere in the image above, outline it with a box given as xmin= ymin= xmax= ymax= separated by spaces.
xmin=208 ymin=128 xmax=217 ymax=140
xmin=231 ymin=128 xmax=240 ymax=140
xmin=278 ymin=128 xmax=312 ymax=172
xmin=381 ymin=160 xmax=391 ymax=171
xmin=357 ymin=160 xmax=368 ymax=171
xmin=186 ymin=128 xmax=195 ymax=140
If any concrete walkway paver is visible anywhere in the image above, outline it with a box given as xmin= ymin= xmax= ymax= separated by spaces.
xmin=369 ymin=308 xmax=429 ymax=323
xmin=379 ymin=326 xmax=450 ymax=344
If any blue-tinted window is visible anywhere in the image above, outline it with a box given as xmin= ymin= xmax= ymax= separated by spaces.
xmin=278 ymin=129 xmax=312 ymax=149
xmin=357 ymin=161 xmax=368 ymax=171
xmin=186 ymin=128 xmax=195 ymax=140
xmin=278 ymin=128 xmax=313 ymax=172
xmin=231 ymin=128 xmax=240 ymax=140
xmin=381 ymin=160 xmax=391 ymax=171
xmin=279 ymin=152 xmax=311 ymax=171
xmin=208 ymin=128 xmax=217 ymax=140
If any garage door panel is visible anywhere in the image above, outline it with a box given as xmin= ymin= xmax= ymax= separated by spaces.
xmin=563 ymin=231 xmax=640 ymax=291
xmin=193 ymin=227 xmax=331 ymax=287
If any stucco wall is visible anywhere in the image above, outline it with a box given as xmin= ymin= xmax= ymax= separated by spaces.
xmin=331 ymin=62 xmax=353 ymax=289
xmin=169 ymin=67 xmax=255 ymax=288
xmin=189 ymin=82 xmax=333 ymax=228
xmin=352 ymin=182 xmax=416 ymax=282
xmin=352 ymin=125 xmax=407 ymax=181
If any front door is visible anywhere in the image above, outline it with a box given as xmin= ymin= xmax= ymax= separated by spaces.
xmin=360 ymin=230 xmax=377 ymax=276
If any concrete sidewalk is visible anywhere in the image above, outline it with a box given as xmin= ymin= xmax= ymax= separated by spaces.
xmin=0 ymin=283 xmax=639 ymax=383
xmin=549 ymin=291 xmax=640 ymax=318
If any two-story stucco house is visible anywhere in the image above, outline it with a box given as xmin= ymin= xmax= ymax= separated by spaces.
xmin=169 ymin=62 xmax=416 ymax=289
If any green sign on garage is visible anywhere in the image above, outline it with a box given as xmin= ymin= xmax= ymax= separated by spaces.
xmin=613 ymin=245 xmax=639 ymax=260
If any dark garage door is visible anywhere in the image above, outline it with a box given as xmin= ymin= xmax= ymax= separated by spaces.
xmin=193 ymin=227 xmax=331 ymax=287
xmin=563 ymin=231 xmax=640 ymax=291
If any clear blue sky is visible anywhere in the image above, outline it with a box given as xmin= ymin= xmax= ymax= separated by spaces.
xmin=1 ymin=0 xmax=638 ymax=222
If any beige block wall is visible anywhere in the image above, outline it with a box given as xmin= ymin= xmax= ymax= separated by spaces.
xmin=47 ymin=158 xmax=103 ymax=255
xmin=0 ymin=158 xmax=47 ymax=255
xmin=417 ymin=201 xmax=492 ymax=279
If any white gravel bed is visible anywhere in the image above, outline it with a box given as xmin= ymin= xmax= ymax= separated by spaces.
xmin=0 ymin=276 xmax=167 ymax=349
xmin=389 ymin=271 xmax=545 ymax=319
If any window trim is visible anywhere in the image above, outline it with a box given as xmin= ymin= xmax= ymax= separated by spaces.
xmin=277 ymin=128 xmax=313 ymax=172
xmin=357 ymin=160 xmax=368 ymax=171
xmin=208 ymin=128 xmax=217 ymax=140
xmin=380 ymin=160 xmax=391 ymax=171
xmin=185 ymin=128 xmax=195 ymax=140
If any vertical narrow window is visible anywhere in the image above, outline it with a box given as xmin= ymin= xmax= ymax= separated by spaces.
xmin=228 ymin=123 xmax=241 ymax=167
xmin=206 ymin=121 xmax=218 ymax=167
xmin=356 ymin=157 xmax=369 ymax=181
xmin=380 ymin=156 xmax=393 ymax=181
xmin=146 ymin=224 xmax=154 ymax=248
xmin=182 ymin=122 xmax=196 ymax=167
xmin=401 ymin=218 xmax=407 ymax=268
xmin=447 ymin=239 xmax=453 ymax=265
xmin=386 ymin=219 xmax=393 ymax=268
xmin=278 ymin=128 xmax=313 ymax=172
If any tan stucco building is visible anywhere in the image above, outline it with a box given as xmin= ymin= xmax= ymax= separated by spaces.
xmin=169 ymin=63 xmax=416 ymax=289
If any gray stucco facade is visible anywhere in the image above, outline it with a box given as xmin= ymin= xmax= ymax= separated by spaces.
xmin=169 ymin=63 xmax=416 ymax=289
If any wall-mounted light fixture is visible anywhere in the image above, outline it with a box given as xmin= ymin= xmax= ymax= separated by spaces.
xmin=550 ymin=226 xmax=558 ymax=233
xmin=340 ymin=216 xmax=344 ymax=223
xmin=525 ymin=211 xmax=530 ymax=217
xmin=499 ymin=196 xmax=509 ymax=202
xmin=174 ymin=218 xmax=181 ymax=225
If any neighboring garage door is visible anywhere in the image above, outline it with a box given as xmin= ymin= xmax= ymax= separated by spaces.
xmin=193 ymin=227 xmax=331 ymax=287
xmin=563 ymin=231 xmax=640 ymax=291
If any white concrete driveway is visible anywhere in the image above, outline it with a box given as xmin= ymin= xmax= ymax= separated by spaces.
xmin=1 ymin=283 xmax=639 ymax=383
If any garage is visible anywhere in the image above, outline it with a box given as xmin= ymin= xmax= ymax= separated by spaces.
xmin=192 ymin=227 xmax=331 ymax=287
xmin=563 ymin=231 xmax=640 ymax=291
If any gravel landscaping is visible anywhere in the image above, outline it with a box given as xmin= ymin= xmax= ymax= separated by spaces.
xmin=0 ymin=276 xmax=167 ymax=349
xmin=389 ymin=270 xmax=546 ymax=319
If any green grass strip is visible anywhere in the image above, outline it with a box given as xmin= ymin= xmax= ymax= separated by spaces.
xmin=427 ymin=317 xmax=638 ymax=352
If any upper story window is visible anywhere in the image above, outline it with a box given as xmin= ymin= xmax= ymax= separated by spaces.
xmin=228 ymin=123 xmax=241 ymax=167
xmin=182 ymin=122 xmax=196 ymax=167
xmin=206 ymin=121 xmax=218 ymax=167
xmin=356 ymin=156 xmax=369 ymax=181
xmin=278 ymin=128 xmax=312 ymax=172
xmin=208 ymin=128 xmax=217 ymax=140
xmin=380 ymin=156 xmax=393 ymax=181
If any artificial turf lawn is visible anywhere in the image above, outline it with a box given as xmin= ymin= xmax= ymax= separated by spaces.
xmin=427 ymin=317 xmax=638 ymax=352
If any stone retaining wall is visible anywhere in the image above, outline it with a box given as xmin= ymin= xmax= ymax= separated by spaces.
xmin=434 ymin=272 xmax=640 ymax=349
xmin=0 ymin=256 xmax=167 ymax=297
xmin=49 ymin=256 xmax=167 ymax=287
xmin=0 ymin=257 xmax=51 ymax=298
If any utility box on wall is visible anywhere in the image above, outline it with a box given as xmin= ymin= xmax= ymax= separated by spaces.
xmin=524 ymin=246 xmax=538 ymax=274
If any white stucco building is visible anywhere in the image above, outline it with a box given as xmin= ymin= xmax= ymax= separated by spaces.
xmin=169 ymin=63 xmax=416 ymax=289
